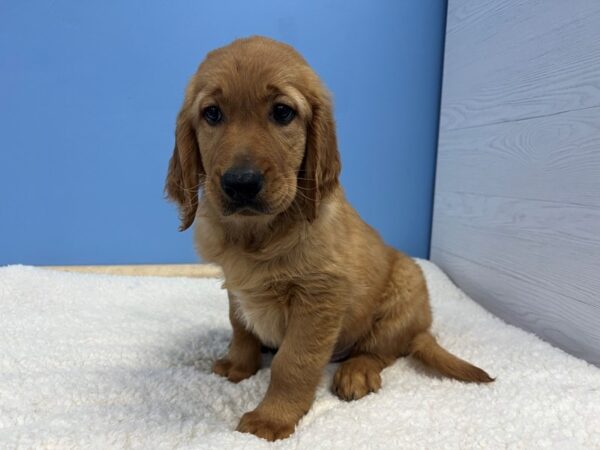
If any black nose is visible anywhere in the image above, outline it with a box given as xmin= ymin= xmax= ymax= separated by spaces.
xmin=220 ymin=167 xmax=263 ymax=203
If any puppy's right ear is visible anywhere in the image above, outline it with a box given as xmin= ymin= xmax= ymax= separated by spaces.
xmin=165 ymin=109 xmax=205 ymax=231
xmin=298 ymin=87 xmax=341 ymax=221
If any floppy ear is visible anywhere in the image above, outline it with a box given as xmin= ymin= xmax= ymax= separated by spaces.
xmin=299 ymin=90 xmax=341 ymax=221
xmin=165 ymin=110 xmax=205 ymax=231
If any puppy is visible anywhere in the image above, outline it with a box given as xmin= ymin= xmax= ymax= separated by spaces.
xmin=166 ymin=36 xmax=493 ymax=441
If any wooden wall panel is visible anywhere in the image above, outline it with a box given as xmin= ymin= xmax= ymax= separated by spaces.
xmin=440 ymin=0 xmax=600 ymax=131
xmin=431 ymin=0 xmax=600 ymax=365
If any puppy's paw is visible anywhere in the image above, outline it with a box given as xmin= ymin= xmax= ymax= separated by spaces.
xmin=212 ymin=358 xmax=257 ymax=383
xmin=332 ymin=356 xmax=382 ymax=401
xmin=236 ymin=410 xmax=295 ymax=441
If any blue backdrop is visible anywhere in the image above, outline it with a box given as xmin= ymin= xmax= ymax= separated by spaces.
xmin=0 ymin=1 xmax=446 ymax=265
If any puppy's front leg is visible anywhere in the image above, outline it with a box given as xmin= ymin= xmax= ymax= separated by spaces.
xmin=213 ymin=291 xmax=262 ymax=383
xmin=236 ymin=299 xmax=340 ymax=441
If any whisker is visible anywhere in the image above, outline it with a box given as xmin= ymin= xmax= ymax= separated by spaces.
xmin=169 ymin=180 xmax=204 ymax=193
xmin=276 ymin=176 xmax=316 ymax=182
xmin=292 ymin=189 xmax=313 ymax=202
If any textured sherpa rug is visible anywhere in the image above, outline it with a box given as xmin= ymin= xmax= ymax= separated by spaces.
xmin=1 ymin=261 xmax=599 ymax=449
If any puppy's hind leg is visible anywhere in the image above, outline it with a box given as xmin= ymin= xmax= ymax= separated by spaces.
xmin=332 ymin=353 xmax=392 ymax=401
xmin=332 ymin=313 xmax=416 ymax=401
xmin=332 ymin=297 xmax=418 ymax=401
xmin=332 ymin=254 xmax=431 ymax=401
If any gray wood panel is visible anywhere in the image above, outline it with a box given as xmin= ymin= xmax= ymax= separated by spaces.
xmin=436 ymin=107 xmax=600 ymax=207
xmin=432 ymin=0 xmax=600 ymax=365
xmin=430 ymin=247 xmax=600 ymax=364
xmin=441 ymin=0 xmax=600 ymax=131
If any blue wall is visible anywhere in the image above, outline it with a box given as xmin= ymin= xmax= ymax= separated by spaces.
xmin=0 ymin=1 xmax=446 ymax=265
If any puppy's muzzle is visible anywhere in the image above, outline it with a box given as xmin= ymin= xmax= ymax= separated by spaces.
xmin=220 ymin=166 xmax=264 ymax=208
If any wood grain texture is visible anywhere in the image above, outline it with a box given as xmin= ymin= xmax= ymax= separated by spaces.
xmin=432 ymin=0 xmax=600 ymax=364
xmin=436 ymin=107 xmax=600 ymax=207
xmin=431 ymin=192 xmax=600 ymax=364
xmin=441 ymin=0 xmax=600 ymax=131
xmin=430 ymin=247 xmax=600 ymax=365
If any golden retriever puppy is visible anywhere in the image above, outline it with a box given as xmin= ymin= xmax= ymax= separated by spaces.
xmin=166 ymin=36 xmax=493 ymax=441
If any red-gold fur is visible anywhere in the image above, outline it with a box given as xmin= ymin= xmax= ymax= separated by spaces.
xmin=166 ymin=36 xmax=493 ymax=442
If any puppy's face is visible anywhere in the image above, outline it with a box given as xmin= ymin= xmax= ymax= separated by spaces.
xmin=194 ymin=50 xmax=309 ymax=218
xmin=166 ymin=37 xmax=340 ymax=230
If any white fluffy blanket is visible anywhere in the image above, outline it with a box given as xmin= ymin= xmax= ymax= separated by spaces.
xmin=1 ymin=261 xmax=599 ymax=449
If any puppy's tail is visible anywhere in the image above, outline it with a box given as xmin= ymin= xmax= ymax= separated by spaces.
xmin=410 ymin=331 xmax=494 ymax=383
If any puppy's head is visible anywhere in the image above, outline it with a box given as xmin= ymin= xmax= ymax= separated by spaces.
xmin=165 ymin=36 xmax=340 ymax=230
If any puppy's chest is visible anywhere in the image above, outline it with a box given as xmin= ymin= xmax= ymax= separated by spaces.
xmin=232 ymin=289 xmax=290 ymax=348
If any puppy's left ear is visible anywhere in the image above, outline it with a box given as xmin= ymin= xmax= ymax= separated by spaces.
xmin=299 ymin=88 xmax=341 ymax=221
xmin=165 ymin=108 xmax=205 ymax=231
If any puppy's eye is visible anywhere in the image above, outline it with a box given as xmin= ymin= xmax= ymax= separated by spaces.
xmin=202 ymin=105 xmax=223 ymax=125
xmin=272 ymin=103 xmax=296 ymax=125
